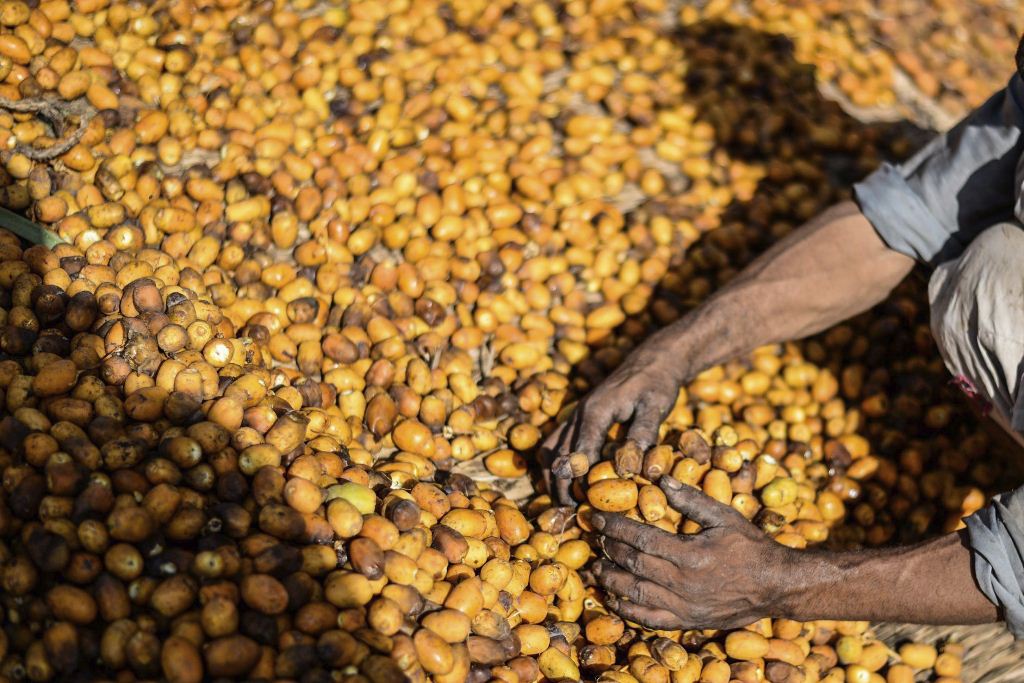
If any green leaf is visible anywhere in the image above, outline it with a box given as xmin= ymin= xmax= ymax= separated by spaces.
xmin=0 ymin=206 xmax=65 ymax=248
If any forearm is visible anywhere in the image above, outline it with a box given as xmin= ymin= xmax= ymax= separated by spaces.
xmin=651 ymin=201 xmax=915 ymax=380
xmin=775 ymin=531 xmax=999 ymax=624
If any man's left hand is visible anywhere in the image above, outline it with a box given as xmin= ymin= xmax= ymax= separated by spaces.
xmin=589 ymin=476 xmax=797 ymax=630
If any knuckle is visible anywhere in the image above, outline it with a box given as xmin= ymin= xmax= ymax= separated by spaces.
xmin=721 ymin=505 xmax=744 ymax=523
xmin=604 ymin=540 xmax=623 ymax=561
xmin=688 ymin=606 xmax=710 ymax=627
xmin=667 ymin=487 xmax=689 ymax=504
xmin=602 ymin=517 xmax=623 ymax=537
xmin=624 ymin=520 xmax=646 ymax=539
xmin=656 ymin=533 xmax=676 ymax=553
xmin=689 ymin=550 xmax=710 ymax=571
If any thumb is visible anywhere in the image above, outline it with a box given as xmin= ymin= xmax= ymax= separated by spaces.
xmin=660 ymin=476 xmax=730 ymax=528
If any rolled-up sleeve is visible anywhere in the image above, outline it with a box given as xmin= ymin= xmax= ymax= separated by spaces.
xmin=965 ymin=485 xmax=1024 ymax=638
xmin=854 ymin=75 xmax=1024 ymax=266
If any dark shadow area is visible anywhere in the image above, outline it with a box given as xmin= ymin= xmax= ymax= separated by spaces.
xmin=540 ymin=19 xmax=1024 ymax=549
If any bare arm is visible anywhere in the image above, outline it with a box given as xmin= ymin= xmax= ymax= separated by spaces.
xmin=780 ymin=530 xmax=998 ymax=624
xmin=655 ymin=199 xmax=916 ymax=379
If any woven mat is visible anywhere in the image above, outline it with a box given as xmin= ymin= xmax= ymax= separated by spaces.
xmin=873 ymin=622 xmax=1023 ymax=682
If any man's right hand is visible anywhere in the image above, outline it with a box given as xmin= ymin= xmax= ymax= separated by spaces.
xmin=542 ymin=333 xmax=684 ymax=504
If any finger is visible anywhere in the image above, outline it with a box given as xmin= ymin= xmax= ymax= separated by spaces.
xmin=591 ymin=512 xmax=680 ymax=560
xmin=605 ymin=595 xmax=680 ymax=630
xmin=572 ymin=399 xmax=617 ymax=466
xmin=544 ymin=421 xmax=577 ymax=475
xmin=660 ymin=475 xmax=736 ymax=528
xmin=541 ymin=420 xmax=575 ymax=459
xmin=540 ymin=420 xmax=588 ymax=506
xmin=542 ymin=420 xmax=578 ymax=478
xmin=625 ymin=399 xmax=665 ymax=451
xmin=555 ymin=475 xmax=576 ymax=507
xmin=613 ymin=440 xmax=643 ymax=477
xmin=547 ymin=408 xmax=596 ymax=479
xmin=602 ymin=539 xmax=676 ymax=587
xmin=551 ymin=451 xmax=592 ymax=481
xmin=579 ymin=568 xmax=596 ymax=586
xmin=592 ymin=560 xmax=681 ymax=610
xmin=538 ymin=430 xmax=559 ymax=497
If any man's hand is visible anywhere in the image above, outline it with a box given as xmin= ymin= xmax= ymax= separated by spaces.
xmin=541 ymin=334 xmax=685 ymax=504
xmin=588 ymin=476 xmax=794 ymax=630
xmin=590 ymin=477 xmax=1001 ymax=630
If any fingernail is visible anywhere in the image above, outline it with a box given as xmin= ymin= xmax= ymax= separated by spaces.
xmin=591 ymin=512 xmax=606 ymax=529
xmin=568 ymin=452 xmax=592 ymax=478
xmin=661 ymin=475 xmax=681 ymax=490
xmin=551 ymin=456 xmax=571 ymax=479
xmin=591 ymin=559 xmax=604 ymax=575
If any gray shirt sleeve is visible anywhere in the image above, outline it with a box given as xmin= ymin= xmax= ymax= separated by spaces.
xmin=854 ymin=74 xmax=1024 ymax=267
xmin=965 ymin=485 xmax=1024 ymax=638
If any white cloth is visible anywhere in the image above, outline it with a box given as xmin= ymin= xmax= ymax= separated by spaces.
xmin=932 ymin=222 xmax=1024 ymax=637
xmin=929 ymin=222 xmax=1024 ymax=434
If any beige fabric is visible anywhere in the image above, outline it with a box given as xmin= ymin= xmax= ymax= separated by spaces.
xmin=928 ymin=222 xmax=1024 ymax=445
